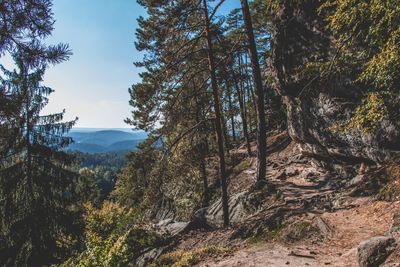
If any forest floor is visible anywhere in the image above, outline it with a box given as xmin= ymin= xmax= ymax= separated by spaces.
xmin=155 ymin=131 xmax=400 ymax=267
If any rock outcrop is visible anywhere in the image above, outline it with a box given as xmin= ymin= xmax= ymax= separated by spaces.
xmin=269 ymin=0 xmax=400 ymax=164
xmin=193 ymin=191 xmax=266 ymax=228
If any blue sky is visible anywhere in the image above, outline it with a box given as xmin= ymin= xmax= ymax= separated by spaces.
xmin=1 ymin=0 xmax=240 ymax=128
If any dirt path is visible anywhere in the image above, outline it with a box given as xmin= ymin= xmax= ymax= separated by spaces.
xmin=162 ymin=134 xmax=400 ymax=267
xmin=199 ymin=199 xmax=399 ymax=267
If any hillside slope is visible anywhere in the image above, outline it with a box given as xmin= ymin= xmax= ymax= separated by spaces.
xmin=145 ymin=131 xmax=400 ymax=267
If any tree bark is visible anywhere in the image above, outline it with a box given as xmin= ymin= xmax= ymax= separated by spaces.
xmin=224 ymin=73 xmax=236 ymax=143
xmin=227 ymin=84 xmax=236 ymax=142
xmin=240 ymin=0 xmax=267 ymax=183
xmin=21 ymin=63 xmax=34 ymax=195
xmin=232 ymin=62 xmax=252 ymax=157
xmin=194 ymin=81 xmax=209 ymax=207
xmin=245 ymin=54 xmax=257 ymax=114
xmin=221 ymin=104 xmax=230 ymax=154
xmin=239 ymin=53 xmax=253 ymax=133
xmin=202 ymin=0 xmax=229 ymax=226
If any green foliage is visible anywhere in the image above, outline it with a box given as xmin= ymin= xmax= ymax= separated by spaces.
xmin=75 ymin=168 xmax=102 ymax=206
xmin=320 ymin=0 xmax=400 ymax=132
xmin=112 ymin=139 xmax=159 ymax=209
xmin=323 ymin=0 xmax=400 ymax=89
xmin=72 ymin=151 xmax=126 ymax=201
xmin=120 ymin=0 xmax=278 ymax=222
xmin=60 ymin=201 xmax=164 ymax=267
xmin=0 ymin=8 xmax=75 ymax=263
xmin=331 ymin=92 xmax=389 ymax=133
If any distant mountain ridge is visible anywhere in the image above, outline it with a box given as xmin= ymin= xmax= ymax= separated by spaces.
xmin=67 ymin=129 xmax=147 ymax=154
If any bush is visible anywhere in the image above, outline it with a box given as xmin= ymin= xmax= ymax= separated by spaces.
xmin=59 ymin=201 xmax=165 ymax=267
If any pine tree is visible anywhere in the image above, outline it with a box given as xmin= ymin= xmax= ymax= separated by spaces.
xmin=0 ymin=0 xmax=70 ymax=155
xmin=121 ymin=0 xmax=232 ymax=225
xmin=0 ymin=42 xmax=76 ymax=267
xmin=201 ymin=0 xmax=229 ymax=226
xmin=240 ymin=0 xmax=268 ymax=184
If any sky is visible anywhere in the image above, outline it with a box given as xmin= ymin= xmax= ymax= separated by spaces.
xmin=1 ymin=0 xmax=241 ymax=128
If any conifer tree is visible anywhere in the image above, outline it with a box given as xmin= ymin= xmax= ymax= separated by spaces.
xmin=240 ymin=0 xmax=268 ymax=184
xmin=201 ymin=0 xmax=229 ymax=226
xmin=122 ymin=0 xmax=231 ymax=226
xmin=0 ymin=1 xmax=77 ymax=265
xmin=0 ymin=49 xmax=76 ymax=266
xmin=0 ymin=0 xmax=70 ymax=153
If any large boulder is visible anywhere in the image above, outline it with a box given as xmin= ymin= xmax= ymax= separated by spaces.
xmin=194 ymin=191 xmax=249 ymax=228
xmin=357 ymin=236 xmax=397 ymax=267
xmin=193 ymin=188 xmax=271 ymax=228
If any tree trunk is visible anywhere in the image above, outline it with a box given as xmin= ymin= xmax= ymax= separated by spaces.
xmin=232 ymin=62 xmax=252 ymax=157
xmin=200 ymin=157 xmax=208 ymax=206
xmin=227 ymin=85 xmax=236 ymax=142
xmin=224 ymin=74 xmax=236 ymax=142
xmin=245 ymin=54 xmax=257 ymax=113
xmin=221 ymin=104 xmax=230 ymax=154
xmin=246 ymin=79 xmax=254 ymax=133
xmin=194 ymin=81 xmax=209 ymax=207
xmin=202 ymin=0 xmax=229 ymax=226
xmin=240 ymin=0 xmax=267 ymax=183
xmin=22 ymin=63 xmax=33 ymax=194
xmin=239 ymin=53 xmax=253 ymax=133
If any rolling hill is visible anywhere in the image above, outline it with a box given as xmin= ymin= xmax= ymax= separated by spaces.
xmin=66 ymin=129 xmax=147 ymax=153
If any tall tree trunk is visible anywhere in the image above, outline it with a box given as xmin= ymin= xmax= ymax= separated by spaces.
xmin=224 ymin=74 xmax=236 ymax=142
xmin=22 ymin=64 xmax=33 ymax=194
xmin=239 ymin=53 xmax=253 ymax=133
xmin=202 ymin=0 xmax=229 ymax=226
xmin=221 ymin=104 xmax=230 ymax=154
xmin=194 ymin=81 xmax=209 ymax=207
xmin=246 ymin=80 xmax=254 ymax=133
xmin=227 ymin=85 xmax=236 ymax=142
xmin=232 ymin=62 xmax=252 ymax=157
xmin=200 ymin=157 xmax=208 ymax=206
xmin=245 ymin=54 xmax=257 ymax=113
xmin=240 ymin=0 xmax=267 ymax=183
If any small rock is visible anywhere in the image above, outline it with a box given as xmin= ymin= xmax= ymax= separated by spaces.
xmin=358 ymin=236 xmax=397 ymax=267
xmin=349 ymin=174 xmax=367 ymax=186
xmin=136 ymin=247 xmax=165 ymax=267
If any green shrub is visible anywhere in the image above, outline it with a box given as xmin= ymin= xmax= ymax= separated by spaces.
xmin=59 ymin=201 xmax=165 ymax=267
